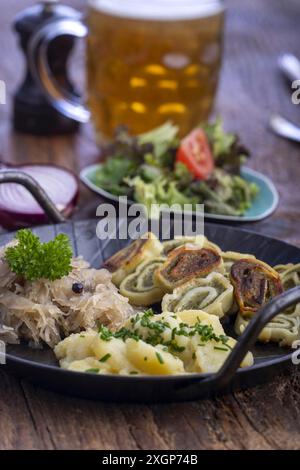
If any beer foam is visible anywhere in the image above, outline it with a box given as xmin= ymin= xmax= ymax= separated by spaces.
xmin=89 ymin=0 xmax=224 ymax=21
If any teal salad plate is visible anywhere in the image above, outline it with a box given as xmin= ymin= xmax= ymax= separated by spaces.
xmin=80 ymin=165 xmax=279 ymax=223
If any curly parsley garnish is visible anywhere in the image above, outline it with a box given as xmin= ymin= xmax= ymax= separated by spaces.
xmin=5 ymin=229 xmax=72 ymax=281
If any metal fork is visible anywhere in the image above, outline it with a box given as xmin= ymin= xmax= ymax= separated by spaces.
xmin=269 ymin=53 xmax=300 ymax=143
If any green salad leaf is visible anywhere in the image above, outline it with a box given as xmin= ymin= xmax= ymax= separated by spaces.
xmin=92 ymin=157 xmax=137 ymax=196
xmin=189 ymin=169 xmax=259 ymax=216
xmin=127 ymin=176 xmax=197 ymax=218
xmin=202 ymin=118 xmax=249 ymax=174
xmin=93 ymin=122 xmax=179 ymax=195
xmin=174 ymin=162 xmax=194 ymax=187
xmin=139 ymin=121 xmax=179 ymax=167
xmin=5 ymin=229 xmax=72 ymax=281
xmin=91 ymin=119 xmax=258 ymax=217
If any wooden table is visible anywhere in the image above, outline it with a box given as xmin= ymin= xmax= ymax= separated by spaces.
xmin=0 ymin=0 xmax=300 ymax=450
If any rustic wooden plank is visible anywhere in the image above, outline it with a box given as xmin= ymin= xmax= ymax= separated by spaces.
xmin=2 ymin=367 xmax=299 ymax=450
xmin=0 ymin=371 xmax=46 ymax=449
xmin=19 ymin=383 xmax=146 ymax=450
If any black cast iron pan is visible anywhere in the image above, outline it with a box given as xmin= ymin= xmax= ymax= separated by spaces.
xmin=0 ymin=171 xmax=299 ymax=402
xmin=0 ymin=216 xmax=299 ymax=403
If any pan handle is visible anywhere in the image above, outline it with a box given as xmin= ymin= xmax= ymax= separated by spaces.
xmin=210 ymin=286 xmax=300 ymax=391
xmin=0 ymin=171 xmax=66 ymax=224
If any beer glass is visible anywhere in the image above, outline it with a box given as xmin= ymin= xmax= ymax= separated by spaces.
xmin=30 ymin=0 xmax=225 ymax=140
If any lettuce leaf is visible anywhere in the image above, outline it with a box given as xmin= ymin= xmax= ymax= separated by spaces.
xmin=91 ymin=157 xmax=136 ymax=196
xmin=202 ymin=118 xmax=249 ymax=174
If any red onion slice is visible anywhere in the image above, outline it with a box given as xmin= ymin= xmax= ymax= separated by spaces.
xmin=0 ymin=164 xmax=79 ymax=229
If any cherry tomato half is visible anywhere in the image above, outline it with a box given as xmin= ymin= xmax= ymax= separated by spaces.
xmin=176 ymin=128 xmax=215 ymax=180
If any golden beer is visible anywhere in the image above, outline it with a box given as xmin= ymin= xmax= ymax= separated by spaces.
xmin=87 ymin=0 xmax=224 ymax=138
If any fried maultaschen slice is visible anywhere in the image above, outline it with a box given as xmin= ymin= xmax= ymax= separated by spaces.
xmin=162 ymin=235 xmax=222 ymax=257
xmin=155 ymin=245 xmax=222 ymax=292
xmin=230 ymin=258 xmax=283 ymax=317
xmin=162 ymin=235 xmax=206 ymax=255
xmin=222 ymin=251 xmax=256 ymax=277
xmin=119 ymin=256 xmax=166 ymax=306
xmin=103 ymin=232 xmax=163 ymax=286
xmin=235 ymin=311 xmax=300 ymax=347
xmin=274 ymin=263 xmax=300 ymax=291
xmin=161 ymin=272 xmax=233 ymax=317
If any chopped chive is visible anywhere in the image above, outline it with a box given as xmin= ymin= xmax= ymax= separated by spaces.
xmin=99 ymin=353 xmax=111 ymax=363
xmin=130 ymin=371 xmax=138 ymax=375
xmin=97 ymin=310 xmax=232 ymax=358
xmin=98 ymin=325 xmax=113 ymax=341
xmin=80 ymin=334 xmax=85 ymax=338
xmin=156 ymin=352 xmax=164 ymax=364
xmin=214 ymin=346 xmax=229 ymax=352
xmin=169 ymin=343 xmax=185 ymax=353
xmin=85 ymin=368 xmax=99 ymax=373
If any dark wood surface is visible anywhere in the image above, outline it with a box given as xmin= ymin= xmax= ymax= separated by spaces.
xmin=0 ymin=0 xmax=300 ymax=450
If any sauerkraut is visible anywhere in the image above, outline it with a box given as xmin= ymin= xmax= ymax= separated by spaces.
xmin=0 ymin=242 xmax=135 ymax=348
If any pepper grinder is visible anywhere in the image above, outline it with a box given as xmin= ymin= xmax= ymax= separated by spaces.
xmin=13 ymin=0 xmax=81 ymax=136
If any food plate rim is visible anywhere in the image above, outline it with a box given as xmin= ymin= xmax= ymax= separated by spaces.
xmin=4 ymin=347 xmax=293 ymax=382
xmin=2 ymin=219 xmax=297 ymax=383
xmin=80 ymin=164 xmax=279 ymax=222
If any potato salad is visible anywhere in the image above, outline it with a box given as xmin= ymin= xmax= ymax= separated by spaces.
xmin=54 ymin=309 xmax=253 ymax=376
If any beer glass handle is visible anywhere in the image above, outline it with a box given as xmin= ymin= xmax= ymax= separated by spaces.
xmin=28 ymin=17 xmax=90 ymax=123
